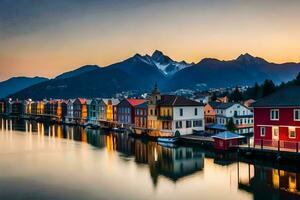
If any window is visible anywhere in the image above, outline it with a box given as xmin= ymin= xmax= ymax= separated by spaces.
xmin=294 ymin=109 xmax=300 ymax=121
xmin=150 ymin=109 xmax=153 ymax=115
xmin=186 ymin=120 xmax=192 ymax=128
xmin=289 ymin=127 xmax=296 ymax=138
xmin=176 ymin=121 xmax=182 ymax=129
xmin=270 ymin=109 xmax=279 ymax=120
xmin=180 ymin=108 xmax=183 ymax=116
xmin=193 ymin=120 xmax=203 ymax=127
xmin=194 ymin=108 xmax=198 ymax=116
xmin=260 ymin=127 xmax=266 ymax=137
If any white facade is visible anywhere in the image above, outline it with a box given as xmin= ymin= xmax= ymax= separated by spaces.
xmin=215 ymin=103 xmax=253 ymax=134
xmin=65 ymin=99 xmax=75 ymax=123
xmin=171 ymin=106 xmax=205 ymax=136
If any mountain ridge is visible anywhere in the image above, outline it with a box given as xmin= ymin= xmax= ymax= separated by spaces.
xmin=7 ymin=50 xmax=300 ymax=100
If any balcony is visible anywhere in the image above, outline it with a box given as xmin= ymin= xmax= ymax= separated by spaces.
xmin=157 ymin=116 xmax=172 ymax=120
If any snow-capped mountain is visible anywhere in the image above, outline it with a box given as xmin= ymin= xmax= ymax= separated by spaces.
xmin=151 ymin=50 xmax=192 ymax=76
xmin=130 ymin=50 xmax=192 ymax=76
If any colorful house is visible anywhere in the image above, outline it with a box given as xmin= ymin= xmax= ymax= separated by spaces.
xmin=116 ymin=99 xmax=146 ymax=126
xmin=146 ymin=84 xmax=205 ymax=137
xmin=0 ymin=99 xmax=5 ymax=114
xmin=73 ymin=98 xmax=88 ymax=124
xmin=157 ymin=95 xmax=205 ymax=137
xmin=99 ymin=98 xmax=120 ymax=122
xmin=252 ymin=86 xmax=300 ymax=150
xmin=204 ymin=103 xmax=217 ymax=124
xmin=134 ymin=102 xmax=148 ymax=130
xmin=66 ymin=99 xmax=75 ymax=123
xmin=212 ymin=131 xmax=245 ymax=150
xmin=88 ymin=98 xmax=101 ymax=124
xmin=207 ymin=102 xmax=253 ymax=134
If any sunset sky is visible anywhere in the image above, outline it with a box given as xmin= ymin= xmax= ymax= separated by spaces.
xmin=0 ymin=0 xmax=300 ymax=81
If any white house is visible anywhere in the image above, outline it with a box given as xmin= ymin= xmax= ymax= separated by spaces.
xmin=65 ymin=99 xmax=75 ymax=124
xmin=157 ymin=95 xmax=205 ymax=136
xmin=209 ymin=102 xmax=253 ymax=134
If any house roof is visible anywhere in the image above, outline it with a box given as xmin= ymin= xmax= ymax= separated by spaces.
xmin=77 ymin=98 xmax=87 ymax=104
xmin=157 ymin=95 xmax=203 ymax=107
xmin=135 ymin=101 xmax=148 ymax=108
xmin=127 ymin=99 xmax=146 ymax=107
xmin=209 ymin=102 xmax=235 ymax=109
xmin=102 ymin=98 xmax=120 ymax=106
xmin=206 ymin=123 xmax=227 ymax=130
xmin=252 ymin=86 xmax=300 ymax=108
xmin=212 ymin=131 xmax=245 ymax=140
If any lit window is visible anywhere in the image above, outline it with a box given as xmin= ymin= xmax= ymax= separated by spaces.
xmin=270 ymin=109 xmax=279 ymax=120
xmin=294 ymin=109 xmax=300 ymax=121
xmin=260 ymin=127 xmax=266 ymax=137
xmin=289 ymin=127 xmax=296 ymax=139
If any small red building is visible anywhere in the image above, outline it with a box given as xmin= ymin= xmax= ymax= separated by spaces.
xmin=212 ymin=131 xmax=244 ymax=150
xmin=252 ymin=86 xmax=300 ymax=151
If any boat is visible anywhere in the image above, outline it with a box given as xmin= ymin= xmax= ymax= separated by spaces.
xmin=158 ymin=142 xmax=177 ymax=148
xmin=157 ymin=137 xmax=178 ymax=143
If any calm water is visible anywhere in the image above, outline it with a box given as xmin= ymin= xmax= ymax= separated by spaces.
xmin=0 ymin=118 xmax=299 ymax=200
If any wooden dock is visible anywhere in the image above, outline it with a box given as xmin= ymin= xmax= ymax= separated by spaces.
xmin=179 ymin=135 xmax=214 ymax=146
xmin=238 ymin=146 xmax=300 ymax=163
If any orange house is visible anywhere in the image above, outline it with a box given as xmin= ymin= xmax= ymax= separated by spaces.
xmin=204 ymin=103 xmax=216 ymax=124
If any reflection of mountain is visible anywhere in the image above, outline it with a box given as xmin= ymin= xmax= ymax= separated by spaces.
xmin=239 ymin=165 xmax=300 ymax=199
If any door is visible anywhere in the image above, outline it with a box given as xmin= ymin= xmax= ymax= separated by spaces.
xmin=272 ymin=126 xmax=279 ymax=140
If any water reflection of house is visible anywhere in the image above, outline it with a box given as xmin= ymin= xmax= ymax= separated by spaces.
xmin=153 ymin=146 xmax=204 ymax=182
xmin=238 ymin=165 xmax=300 ymax=199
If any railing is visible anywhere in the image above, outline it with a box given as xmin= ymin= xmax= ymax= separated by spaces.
xmin=251 ymin=139 xmax=300 ymax=153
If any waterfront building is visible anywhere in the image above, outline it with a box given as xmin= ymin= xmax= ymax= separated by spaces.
xmin=99 ymin=98 xmax=120 ymax=122
xmin=147 ymin=83 xmax=162 ymax=136
xmin=207 ymin=102 xmax=253 ymax=134
xmin=73 ymin=98 xmax=88 ymax=124
xmin=204 ymin=103 xmax=217 ymax=124
xmin=86 ymin=99 xmax=93 ymax=122
xmin=88 ymin=98 xmax=101 ymax=124
xmin=134 ymin=102 xmax=148 ymax=130
xmin=23 ymin=99 xmax=34 ymax=115
xmin=116 ymin=98 xmax=146 ymax=126
xmin=252 ymin=86 xmax=300 ymax=150
xmin=157 ymin=95 xmax=204 ymax=136
xmin=65 ymin=99 xmax=76 ymax=123
xmin=147 ymin=84 xmax=205 ymax=137
xmin=36 ymin=100 xmax=46 ymax=115
xmin=0 ymin=99 xmax=5 ymax=114
xmin=56 ymin=100 xmax=67 ymax=120
xmin=212 ymin=131 xmax=244 ymax=150
xmin=11 ymin=100 xmax=24 ymax=115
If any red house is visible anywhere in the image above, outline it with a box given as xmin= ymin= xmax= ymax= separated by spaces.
xmin=252 ymin=86 xmax=300 ymax=151
xmin=116 ymin=99 xmax=146 ymax=126
xmin=212 ymin=131 xmax=244 ymax=150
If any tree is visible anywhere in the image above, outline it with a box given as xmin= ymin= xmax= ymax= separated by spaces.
xmin=295 ymin=72 xmax=300 ymax=86
xmin=262 ymin=80 xmax=276 ymax=97
xmin=253 ymin=82 xmax=260 ymax=99
xmin=210 ymin=93 xmax=217 ymax=101
xmin=226 ymin=118 xmax=237 ymax=132
xmin=230 ymin=86 xmax=243 ymax=102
